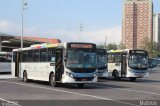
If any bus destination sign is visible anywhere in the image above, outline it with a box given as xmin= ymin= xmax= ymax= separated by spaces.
xmin=70 ymin=44 xmax=93 ymax=49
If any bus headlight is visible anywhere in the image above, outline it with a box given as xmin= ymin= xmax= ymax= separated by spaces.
xmin=66 ymin=71 xmax=74 ymax=78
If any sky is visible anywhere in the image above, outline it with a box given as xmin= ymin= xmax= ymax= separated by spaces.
xmin=0 ymin=0 xmax=160 ymax=44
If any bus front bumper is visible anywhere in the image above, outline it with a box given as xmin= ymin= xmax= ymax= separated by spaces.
xmin=62 ymin=74 xmax=97 ymax=83
xmin=127 ymin=69 xmax=149 ymax=78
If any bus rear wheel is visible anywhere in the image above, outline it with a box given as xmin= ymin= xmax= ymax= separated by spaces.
xmin=113 ymin=71 xmax=120 ymax=80
xmin=77 ymin=84 xmax=84 ymax=88
xmin=129 ymin=77 xmax=136 ymax=82
xmin=49 ymin=73 xmax=58 ymax=87
xmin=23 ymin=71 xmax=28 ymax=83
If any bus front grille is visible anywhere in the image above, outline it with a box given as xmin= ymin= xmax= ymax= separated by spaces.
xmin=74 ymin=77 xmax=94 ymax=81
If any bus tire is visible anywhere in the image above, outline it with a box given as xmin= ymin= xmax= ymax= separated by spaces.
xmin=77 ymin=83 xmax=84 ymax=88
xmin=49 ymin=73 xmax=58 ymax=87
xmin=129 ymin=77 xmax=136 ymax=82
xmin=23 ymin=71 xmax=28 ymax=83
xmin=113 ymin=71 xmax=120 ymax=80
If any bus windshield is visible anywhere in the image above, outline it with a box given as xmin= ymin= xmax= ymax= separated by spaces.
xmin=98 ymin=55 xmax=107 ymax=68
xmin=128 ymin=54 xmax=148 ymax=69
xmin=0 ymin=54 xmax=11 ymax=62
xmin=66 ymin=50 xmax=97 ymax=68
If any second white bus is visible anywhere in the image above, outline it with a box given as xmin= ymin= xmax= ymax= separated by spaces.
xmin=107 ymin=50 xmax=149 ymax=81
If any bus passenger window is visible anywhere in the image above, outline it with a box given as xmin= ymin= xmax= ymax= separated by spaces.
xmin=28 ymin=50 xmax=33 ymax=62
xmin=33 ymin=50 xmax=40 ymax=62
xmin=40 ymin=49 xmax=47 ymax=62
xmin=22 ymin=51 xmax=28 ymax=62
xmin=47 ymin=48 xmax=55 ymax=62
xmin=0 ymin=57 xmax=6 ymax=62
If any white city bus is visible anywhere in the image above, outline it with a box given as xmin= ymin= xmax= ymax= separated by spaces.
xmin=12 ymin=42 xmax=97 ymax=87
xmin=96 ymin=49 xmax=108 ymax=78
xmin=107 ymin=49 xmax=149 ymax=81
xmin=0 ymin=52 xmax=12 ymax=73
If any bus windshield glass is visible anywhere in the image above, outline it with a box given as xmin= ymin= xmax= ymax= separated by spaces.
xmin=128 ymin=54 xmax=148 ymax=69
xmin=66 ymin=50 xmax=97 ymax=68
xmin=98 ymin=55 xmax=107 ymax=68
xmin=0 ymin=54 xmax=11 ymax=62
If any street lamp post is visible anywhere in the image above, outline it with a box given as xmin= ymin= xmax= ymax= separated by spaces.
xmin=21 ymin=0 xmax=28 ymax=49
xmin=79 ymin=23 xmax=83 ymax=42
xmin=21 ymin=0 xmax=24 ymax=49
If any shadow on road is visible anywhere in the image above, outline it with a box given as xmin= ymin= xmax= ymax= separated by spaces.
xmin=17 ymin=78 xmax=130 ymax=90
xmin=136 ymin=79 xmax=160 ymax=83
xmin=98 ymin=77 xmax=160 ymax=84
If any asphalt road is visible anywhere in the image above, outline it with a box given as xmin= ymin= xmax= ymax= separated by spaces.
xmin=0 ymin=69 xmax=160 ymax=106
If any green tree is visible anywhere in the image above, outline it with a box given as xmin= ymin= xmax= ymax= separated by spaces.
xmin=97 ymin=43 xmax=118 ymax=50
xmin=118 ymin=42 xmax=126 ymax=49
xmin=97 ymin=44 xmax=105 ymax=49
xmin=106 ymin=43 xmax=118 ymax=50
xmin=141 ymin=37 xmax=160 ymax=58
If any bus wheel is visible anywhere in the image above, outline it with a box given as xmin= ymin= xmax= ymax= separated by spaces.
xmin=129 ymin=77 xmax=136 ymax=82
xmin=113 ymin=71 xmax=120 ymax=80
xmin=49 ymin=73 xmax=58 ymax=87
xmin=77 ymin=84 xmax=84 ymax=88
xmin=23 ymin=71 xmax=28 ymax=83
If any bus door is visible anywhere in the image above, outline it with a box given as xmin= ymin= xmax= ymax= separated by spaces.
xmin=15 ymin=52 xmax=21 ymax=77
xmin=55 ymin=48 xmax=63 ymax=81
xmin=121 ymin=53 xmax=127 ymax=77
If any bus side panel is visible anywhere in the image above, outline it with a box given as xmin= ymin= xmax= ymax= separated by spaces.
xmin=37 ymin=62 xmax=55 ymax=81
xmin=0 ymin=62 xmax=11 ymax=73
xmin=21 ymin=62 xmax=55 ymax=81
xmin=21 ymin=63 xmax=36 ymax=79
xmin=107 ymin=63 xmax=121 ymax=77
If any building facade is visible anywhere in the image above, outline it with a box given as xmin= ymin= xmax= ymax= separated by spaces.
xmin=122 ymin=0 xmax=153 ymax=49
xmin=153 ymin=14 xmax=160 ymax=50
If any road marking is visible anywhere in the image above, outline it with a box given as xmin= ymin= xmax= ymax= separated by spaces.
xmin=87 ymin=84 xmax=160 ymax=96
xmin=0 ymin=81 xmax=138 ymax=106
xmin=121 ymin=89 xmax=160 ymax=96
xmin=0 ymin=97 xmax=21 ymax=106
xmin=106 ymin=80 xmax=160 ymax=90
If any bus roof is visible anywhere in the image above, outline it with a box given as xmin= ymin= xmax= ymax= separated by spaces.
xmin=107 ymin=49 xmax=129 ymax=53
xmin=12 ymin=43 xmax=63 ymax=52
xmin=107 ymin=49 xmax=148 ymax=54
xmin=0 ymin=52 xmax=12 ymax=55
xmin=12 ymin=42 xmax=96 ymax=52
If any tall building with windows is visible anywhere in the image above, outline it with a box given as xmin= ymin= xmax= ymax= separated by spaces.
xmin=122 ymin=0 xmax=153 ymax=49
xmin=153 ymin=14 xmax=160 ymax=50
